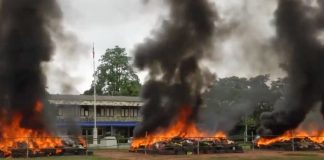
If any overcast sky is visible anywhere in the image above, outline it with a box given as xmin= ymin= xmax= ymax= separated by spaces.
xmin=47 ymin=0 xmax=282 ymax=94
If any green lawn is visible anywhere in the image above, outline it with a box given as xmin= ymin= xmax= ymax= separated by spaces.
xmin=21 ymin=154 xmax=323 ymax=160
xmin=12 ymin=151 xmax=324 ymax=160
xmin=208 ymin=153 xmax=323 ymax=160
xmin=208 ymin=157 xmax=323 ymax=160
xmin=16 ymin=156 xmax=109 ymax=160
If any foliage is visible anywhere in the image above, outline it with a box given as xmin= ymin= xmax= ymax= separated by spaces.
xmin=205 ymin=75 xmax=287 ymax=133
xmin=84 ymin=46 xmax=141 ymax=96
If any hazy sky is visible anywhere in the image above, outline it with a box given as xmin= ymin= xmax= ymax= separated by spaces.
xmin=47 ymin=0 xmax=282 ymax=94
xmin=47 ymin=0 xmax=168 ymax=94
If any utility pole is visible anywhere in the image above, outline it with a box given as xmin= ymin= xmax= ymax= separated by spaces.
xmin=93 ymin=43 xmax=98 ymax=145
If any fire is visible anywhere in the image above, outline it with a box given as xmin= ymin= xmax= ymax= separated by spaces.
xmin=131 ymin=105 xmax=227 ymax=149
xmin=34 ymin=101 xmax=43 ymax=112
xmin=0 ymin=100 xmax=63 ymax=156
xmin=78 ymin=136 xmax=87 ymax=147
xmin=257 ymin=129 xmax=324 ymax=146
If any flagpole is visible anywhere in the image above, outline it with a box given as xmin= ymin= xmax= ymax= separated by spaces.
xmin=92 ymin=43 xmax=98 ymax=145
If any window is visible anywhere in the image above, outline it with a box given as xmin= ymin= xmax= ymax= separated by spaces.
xmin=82 ymin=128 xmax=104 ymax=136
xmin=97 ymin=107 xmax=105 ymax=117
xmin=121 ymin=108 xmax=129 ymax=117
xmin=82 ymin=128 xmax=93 ymax=135
xmin=135 ymin=108 xmax=139 ymax=117
xmin=129 ymin=108 xmax=134 ymax=117
xmin=80 ymin=106 xmax=89 ymax=116
xmin=57 ymin=107 xmax=63 ymax=116
xmin=98 ymin=128 xmax=104 ymax=136
xmin=106 ymin=107 xmax=114 ymax=117
xmin=129 ymin=108 xmax=139 ymax=117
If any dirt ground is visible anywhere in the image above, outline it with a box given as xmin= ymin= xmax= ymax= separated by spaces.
xmin=94 ymin=149 xmax=324 ymax=160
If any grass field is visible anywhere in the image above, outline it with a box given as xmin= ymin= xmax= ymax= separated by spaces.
xmin=16 ymin=156 xmax=109 ymax=160
xmin=207 ymin=153 xmax=323 ymax=160
xmin=12 ymin=150 xmax=324 ymax=160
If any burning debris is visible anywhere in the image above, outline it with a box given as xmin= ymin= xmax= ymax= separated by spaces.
xmin=258 ymin=0 xmax=324 ymax=136
xmin=256 ymin=106 xmax=324 ymax=151
xmin=0 ymin=142 xmax=88 ymax=158
xmin=0 ymin=0 xmax=86 ymax=157
xmin=130 ymin=105 xmax=242 ymax=154
xmin=0 ymin=101 xmax=62 ymax=156
xmin=131 ymin=137 xmax=242 ymax=155
xmin=131 ymin=0 xmax=243 ymax=154
xmin=131 ymin=106 xmax=225 ymax=148
xmin=0 ymin=101 xmax=88 ymax=158
xmin=133 ymin=0 xmax=220 ymax=141
xmin=255 ymin=130 xmax=324 ymax=151
xmin=254 ymin=0 xmax=324 ymax=151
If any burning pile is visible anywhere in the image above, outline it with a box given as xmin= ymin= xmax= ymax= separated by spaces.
xmin=131 ymin=106 xmax=242 ymax=154
xmin=131 ymin=137 xmax=242 ymax=155
xmin=0 ymin=101 xmax=63 ymax=157
xmin=255 ymin=0 xmax=324 ymax=151
xmin=131 ymin=0 xmax=243 ymax=154
xmin=256 ymin=129 xmax=324 ymax=151
xmin=0 ymin=100 xmax=87 ymax=158
xmin=0 ymin=0 xmax=86 ymax=157
xmin=258 ymin=0 xmax=324 ymax=136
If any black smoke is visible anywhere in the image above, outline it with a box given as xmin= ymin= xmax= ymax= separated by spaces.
xmin=0 ymin=0 xmax=62 ymax=131
xmin=258 ymin=0 xmax=324 ymax=136
xmin=133 ymin=0 xmax=218 ymax=137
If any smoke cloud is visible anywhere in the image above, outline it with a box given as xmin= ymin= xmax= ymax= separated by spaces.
xmin=0 ymin=0 xmax=62 ymax=131
xmin=199 ymin=76 xmax=274 ymax=134
xmin=133 ymin=0 xmax=218 ymax=137
xmin=298 ymin=103 xmax=324 ymax=132
xmin=44 ymin=26 xmax=89 ymax=94
xmin=258 ymin=0 xmax=324 ymax=136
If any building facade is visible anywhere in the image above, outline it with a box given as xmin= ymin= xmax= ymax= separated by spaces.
xmin=49 ymin=94 xmax=142 ymax=140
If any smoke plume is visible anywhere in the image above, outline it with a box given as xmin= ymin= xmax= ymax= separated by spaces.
xmin=199 ymin=75 xmax=274 ymax=134
xmin=133 ymin=0 xmax=218 ymax=137
xmin=259 ymin=0 xmax=324 ymax=136
xmin=0 ymin=0 xmax=62 ymax=131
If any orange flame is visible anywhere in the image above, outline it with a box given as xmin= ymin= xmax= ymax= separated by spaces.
xmin=0 ymin=101 xmax=63 ymax=156
xmin=257 ymin=129 xmax=324 ymax=146
xmin=78 ymin=136 xmax=87 ymax=147
xmin=34 ymin=100 xmax=43 ymax=112
xmin=131 ymin=105 xmax=226 ymax=149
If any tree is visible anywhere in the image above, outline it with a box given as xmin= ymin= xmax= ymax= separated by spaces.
xmin=84 ymin=46 xmax=141 ymax=96
xmin=202 ymin=75 xmax=277 ymax=134
xmin=202 ymin=75 xmax=291 ymax=136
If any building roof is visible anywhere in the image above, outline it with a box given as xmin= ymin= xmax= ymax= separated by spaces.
xmin=49 ymin=94 xmax=141 ymax=102
xmin=48 ymin=94 xmax=143 ymax=107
